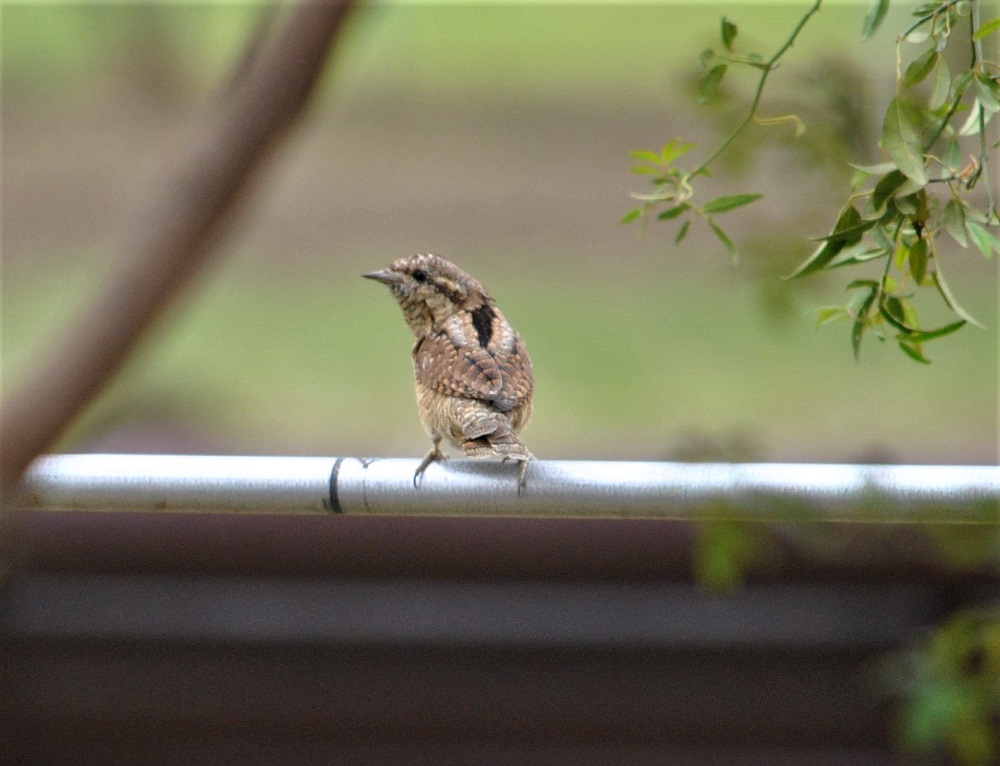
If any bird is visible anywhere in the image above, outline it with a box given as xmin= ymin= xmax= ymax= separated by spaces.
xmin=363 ymin=253 xmax=534 ymax=491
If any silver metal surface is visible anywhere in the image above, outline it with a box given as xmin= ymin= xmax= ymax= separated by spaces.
xmin=20 ymin=454 xmax=335 ymax=514
xmin=18 ymin=453 xmax=1000 ymax=522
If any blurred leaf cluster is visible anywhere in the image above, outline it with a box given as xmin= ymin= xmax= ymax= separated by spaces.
xmin=694 ymin=518 xmax=779 ymax=594
xmin=887 ymin=609 xmax=1000 ymax=765
xmin=625 ymin=0 xmax=1000 ymax=362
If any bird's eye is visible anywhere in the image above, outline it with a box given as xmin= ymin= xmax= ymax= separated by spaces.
xmin=412 ymin=269 xmax=429 ymax=283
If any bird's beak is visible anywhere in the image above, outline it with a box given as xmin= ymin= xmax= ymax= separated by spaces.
xmin=362 ymin=269 xmax=400 ymax=286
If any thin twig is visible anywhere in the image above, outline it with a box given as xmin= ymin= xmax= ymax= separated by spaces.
xmin=688 ymin=0 xmax=823 ymax=179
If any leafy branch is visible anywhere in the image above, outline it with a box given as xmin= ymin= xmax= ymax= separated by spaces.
xmin=622 ymin=2 xmax=820 ymax=258
xmin=795 ymin=0 xmax=1000 ymax=361
xmin=625 ymin=0 xmax=1000 ymax=362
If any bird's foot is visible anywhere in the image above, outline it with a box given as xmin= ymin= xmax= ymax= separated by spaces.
xmin=501 ymin=452 xmax=534 ymax=495
xmin=413 ymin=445 xmax=448 ymax=488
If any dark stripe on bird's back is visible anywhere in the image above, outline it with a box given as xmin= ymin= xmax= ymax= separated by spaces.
xmin=470 ymin=302 xmax=495 ymax=348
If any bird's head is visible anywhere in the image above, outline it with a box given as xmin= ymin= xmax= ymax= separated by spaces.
xmin=364 ymin=253 xmax=485 ymax=336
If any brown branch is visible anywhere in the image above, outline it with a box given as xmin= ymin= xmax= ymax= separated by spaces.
xmin=0 ymin=1 xmax=354 ymax=504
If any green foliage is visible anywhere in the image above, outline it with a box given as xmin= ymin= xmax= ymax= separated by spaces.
xmin=796 ymin=0 xmax=1000 ymax=362
xmin=620 ymin=138 xmax=764 ymax=258
xmin=694 ymin=519 xmax=768 ymax=593
xmin=622 ymin=1 xmax=823 ymax=262
xmin=863 ymin=0 xmax=892 ymax=40
xmin=624 ymin=0 xmax=1000 ymax=362
xmin=887 ymin=609 xmax=1000 ymax=766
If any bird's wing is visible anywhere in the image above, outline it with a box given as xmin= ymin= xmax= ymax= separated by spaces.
xmin=488 ymin=330 xmax=533 ymax=411
xmin=413 ymin=311 xmax=532 ymax=408
xmin=413 ymin=328 xmax=503 ymax=402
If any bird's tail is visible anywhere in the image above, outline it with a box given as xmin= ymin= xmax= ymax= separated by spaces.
xmin=460 ymin=410 xmax=532 ymax=461
xmin=463 ymin=434 xmax=532 ymax=461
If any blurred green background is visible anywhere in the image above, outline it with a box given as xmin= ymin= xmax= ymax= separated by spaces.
xmin=2 ymin=2 xmax=997 ymax=465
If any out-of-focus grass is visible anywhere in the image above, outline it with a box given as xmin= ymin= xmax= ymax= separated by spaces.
xmin=5 ymin=250 xmax=995 ymax=463
xmin=2 ymin=4 xmax=887 ymax=103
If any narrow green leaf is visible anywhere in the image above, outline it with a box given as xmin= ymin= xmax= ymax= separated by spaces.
xmin=978 ymin=76 xmax=1000 ymax=114
xmin=973 ymin=16 xmax=1000 ymax=40
xmin=965 ymin=207 xmax=993 ymax=225
xmin=959 ymin=101 xmax=984 ymax=136
xmin=851 ymin=167 xmax=871 ymax=191
xmin=675 ymin=220 xmax=691 ymax=245
xmin=787 ymin=205 xmax=865 ymax=279
xmin=700 ymin=64 xmax=728 ymax=104
xmin=966 ymin=221 xmax=1000 ymax=258
xmin=897 ymin=176 xmax=926 ymax=197
xmin=928 ymin=55 xmax=951 ymax=111
xmin=909 ymin=239 xmax=929 ymax=284
xmin=701 ymin=193 xmax=763 ymax=214
xmin=850 ymin=161 xmax=898 ymax=175
xmin=620 ymin=208 xmax=643 ymax=224
xmin=630 ymin=150 xmax=661 ymax=164
xmin=894 ymin=193 xmax=918 ymax=216
xmin=809 ymin=216 xmax=878 ymax=244
xmin=830 ymin=206 xmax=869 ymax=243
xmin=630 ymin=165 xmax=662 ymax=175
xmin=942 ymin=138 xmax=962 ymax=173
xmin=790 ymin=242 xmax=835 ymax=279
xmin=952 ymin=69 xmax=976 ymax=101
xmin=904 ymin=49 xmax=938 ymax=87
xmin=893 ymin=242 xmax=908 ymax=271
xmin=870 ymin=223 xmax=896 ymax=254
xmin=847 ymin=278 xmax=880 ymax=292
xmin=872 ymin=169 xmax=908 ymax=212
xmin=826 ymin=243 xmax=889 ymax=269
xmin=943 ymin=199 xmax=968 ymax=246
xmin=708 ymin=220 xmax=737 ymax=260
xmin=660 ymin=140 xmax=696 ymax=165
xmin=880 ymin=295 xmax=913 ymax=332
xmin=932 ymin=267 xmax=985 ymax=327
xmin=850 ymin=286 xmax=878 ymax=360
xmin=898 ymin=340 xmax=932 ymax=363
xmin=815 ymin=306 xmax=848 ymax=327
xmin=906 ymin=319 xmax=967 ymax=342
xmin=721 ymin=16 xmax=738 ymax=51
xmin=811 ymin=218 xmax=878 ymax=242
xmin=657 ymin=203 xmax=690 ymax=220
xmin=862 ymin=0 xmax=890 ymax=39
xmin=882 ymin=98 xmax=928 ymax=185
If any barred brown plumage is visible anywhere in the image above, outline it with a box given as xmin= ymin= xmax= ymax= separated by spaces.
xmin=363 ymin=254 xmax=534 ymax=491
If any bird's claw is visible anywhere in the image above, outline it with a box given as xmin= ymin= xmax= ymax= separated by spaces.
xmin=501 ymin=455 xmax=531 ymax=495
xmin=413 ymin=447 xmax=447 ymax=488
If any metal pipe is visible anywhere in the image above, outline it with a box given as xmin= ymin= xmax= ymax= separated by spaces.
xmin=17 ymin=454 xmax=1000 ymax=523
